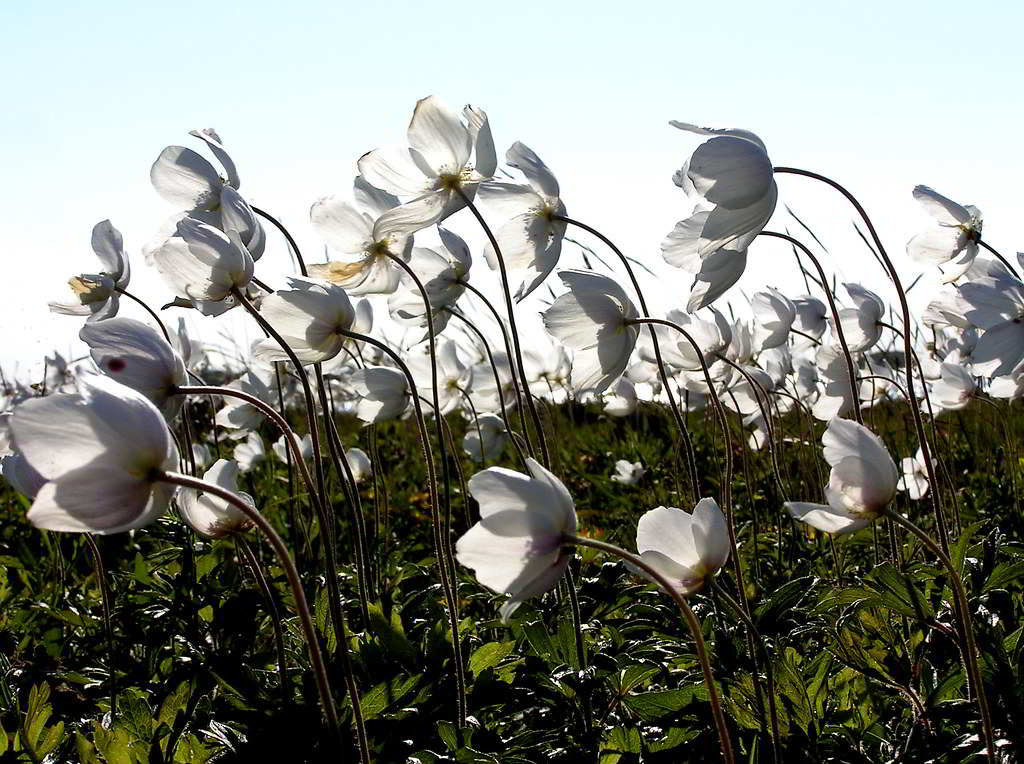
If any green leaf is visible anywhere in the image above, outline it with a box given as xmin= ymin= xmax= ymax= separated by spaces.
xmin=623 ymin=687 xmax=704 ymax=721
xmin=359 ymin=675 xmax=419 ymax=721
xmin=468 ymin=641 xmax=517 ymax=678
xmin=984 ymin=560 xmax=1024 ymax=592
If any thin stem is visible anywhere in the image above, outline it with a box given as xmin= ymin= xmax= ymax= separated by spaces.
xmin=555 ymin=214 xmax=701 ymax=500
xmin=156 ymin=472 xmax=343 ymax=749
xmin=84 ymin=535 xmax=116 ymax=720
xmin=235 ymin=535 xmax=290 ymax=705
xmin=978 ymin=239 xmax=1020 ymax=279
xmin=253 ymin=206 xmax=308 ymax=277
xmin=456 ymin=189 xmax=550 ymax=468
xmin=566 ymin=534 xmax=734 ymax=764
xmin=116 ymin=287 xmax=172 ymax=343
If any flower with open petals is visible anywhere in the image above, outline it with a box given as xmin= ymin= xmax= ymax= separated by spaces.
xmin=463 ymin=413 xmax=507 ymax=463
xmin=897 ymin=448 xmax=929 ymax=500
xmin=11 ymin=375 xmax=178 ymax=534
xmin=456 ymin=458 xmax=577 ymax=620
xmin=611 ymin=459 xmax=646 ymax=485
xmin=150 ymin=128 xmax=239 ymax=213
xmin=785 ymin=418 xmax=898 ymax=535
xmin=357 ymin=96 xmax=496 ymax=236
xmin=635 ymin=499 xmax=729 ymax=595
xmin=252 ymin=277 xmax=355 ymax=365
xmin=177 ymin=459 xmax=254 ymax=538
xmin=542 ymin=270 xmax=639 ymax=394
xmin=907 ymin=186 xmax=982 ymax=283
xmin=49 ymin=220 xmax=131 ymax=322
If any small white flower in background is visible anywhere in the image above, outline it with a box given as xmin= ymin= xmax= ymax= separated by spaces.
xmin=233 ymin=432 xmax=266 ymax=472
xmin=11 ymin=375 xmax=178 ymax=534
xmin=345 ymin=448 xmax=372 ymax=484
xmin=309 ymin=176 xmax=414 ymax=295
xmin=603 ymin=377 xmax=638 ymax=417
xmin=177 ymin=459 xmax=254 ymax=539
xmin=406 ymin=340 xmax=473 ymax=416
xmin=542 ymin=270 xmax=639 ymax=394
xmin=468 ymin=351 xmax=517 ymax=414
xmin=456 ymin=458 xmax=577 ymax=621
xmin=463 ymin=413 xmax=508 ymax=463
xmin=785 ymin=418 xmax=899 ymax=535
xmin=959 ymin=272 xmax=1024 ymax=378
xmin=251 ymin=277 xmax=355 ymax=365
xmin=989 ymin=372 xmax=1024 ymax=400
xmin=272 ymin=433 xmax=314 ymax=465
xmin=150 ymin=128 xmax=239 ymax=214
xmin=610 ymin=459 xmax=645 ymax=485
xmin=191 ymin=443 xmax=212 ymax=471
xmin=634 ymin=498 xmax=730 ymax=595
xmin=358 ymin=96 xmax=496 ymax=236
xmin=49 ymin=220 xmax=131 ymax=322
xmin=478 ymin=141 xmax=567 ymax=300
xmin=897 ymin=448 xmax=929 ymax=500
xmin=907 ymin=186 xmax=982 ymax=283
xmin=751 ymin=287 xmax=796 ymax=350
xmin=833 ymin=283 xmax=885 ymax=352
xmin=811 ymin=345 xmax=857 ymax=421
xmin=661 ymin=123 xmax=777 ymax=311
xmin=387 ymin=228 xmax=472 ymax=338
xmin=349 ymin=367 xmax=410 ymax=424
xmin=150 ymin=218 xmax=254 ymax=314
xmin=928 ymin=362 xmax=976 ymax=413
xmin=792 ymin=296 xmax=828 ymax=346
xmin=79 ymin=317 xmax=188 ymax=421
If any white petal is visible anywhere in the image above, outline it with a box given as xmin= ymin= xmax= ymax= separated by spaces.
xmin=784 ymin=501 xmax=874 ymax=535
xmin=150 ymin=146 xmax=221 ymax=211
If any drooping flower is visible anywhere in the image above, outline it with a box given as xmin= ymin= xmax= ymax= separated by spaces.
xmin=603 ymin=377 xmax=638 ymax=417
xmin=387 ymin=228 xmax=472 ymax=336
xmin=463 ymin=413 xmax=508 ymax=463
xmin=897 ymin=448 xmax=929 ymax=500
xmin=960 ymin=272 xmax=1024 ymax=378
xmin=928 ymin=362 xmax=976 ymax=413
xmin=150 ymin=128 xmax=239 ymax=214
xmin=177 ymin=459 xmax=254 ymax=538
xmin=610 ymin=459 xmax=646 ymax=485
xmin=349 ymin=367 xmax=410 ymax=424
xmin=661 ymin=123 xmax=777 ymax=311
xmin=272 ymin=433 xmax=314 ymax=465
xmin=79 ymin=317 xmax=188 ymax=421
xmin=233 ymin=432 xmax=266 ymax=472
xmin=251 ymin=277 xmax=356 ymax=365
xmin=785 ymin=418 xmax=899 ymax=535
xmin=357 ymin=96 xmax=496 ymax=236
xmin=10 ymin=374 xmax=179 ymax=534
xmin=833 ymin=283 xmax=885 ymax=352
xmin=634 ymin=499 xmax=730 ymax=595
xmin=751 ymin=287 xmax=796 ymax=350
xmin=542 ymin=270 xmax=640 ymax=394
xmin=49 ymin=220 xmax=131 ymax=322
xmin=345 ymin=448 xmax=372 ymax=484
xmin=907 ymin=186 xmax=983 ymax=283
xmin=456 ymin=458 xmax=577 ymax=620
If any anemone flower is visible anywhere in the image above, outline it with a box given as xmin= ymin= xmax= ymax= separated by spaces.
xmin=79 ymin=317 xmax=187 ymax=421
xmin=634 ymin=499 xmax=729 ymax=595
xmin=897 ymin=448 xmax=929 ymax=500
xmin=272 ymin=433 xmax=314 ymax=465
xmin=357 ymin=96 xmax=496 ymax=236
xmin=907 ymin=185 xmax=982 ymax=283
xmin=463 ymin=413 xmax=508 ymax=463
xmin=603 ymin=377 xmax=638 ymax=417
xmin=542 ymin=270 xmax=639 ymax=394
xmin=49 ymin=220 xmax=130 ymax=322
xmin=349 ymin=367 xmax=410 ymax=424
xmin=751 ymin=287 xmax=796 ymax=350
xmin=345 ymin=448 xmax=372 ymax=484
xmin=833 ymin=283 xmax=885 ymax=352
xmin=610 ymin=459 xmax=646 ymax=485
xmin=456 ymin=458 xmax=577 ymax=621
xmin=150 ymin=128 xmax=239 ymax=213
xmin=785 ymin=418 xmax=898 ymax=535
xmin=177 ymin=459 xmax=255 ymax=538
xmin=251 ymin=277 xmax=355 ymax=365
xmin=233 ymin=432 xmax=266 ymax=472
xmin=11 ymin=374 xmax=178 ymax=534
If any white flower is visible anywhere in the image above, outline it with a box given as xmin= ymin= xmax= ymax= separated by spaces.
xmin=358 ymin=96 xmax=496 ymax=236
xmin=345 ymin=448 xmax=371 ymax=484
xmin=387 ymin=228 xmax=472 ymax=336
xmin=150 ymin=128 xmax=239 ymax=213
xmin=603 ymin=377 xmax=638 ymax=417
xmin=406 ymin=340 xmax=472 ymax=416
xmin=610 ymin=459 xmax=645 ymax=485
xmin=752 ymin=287 xmax=796 ymax=350
xmin=150 ymin=218 xmax=254 ymax=312
xmin=252 ymin=277 xmax=356 ymax=365
xmin=928 ymin=362 xmax=975 ymax=413
xmin=635 ymin=498 xmax=730 ymax=595
xmin=214 ymin=369 xmax=276 ymax=435
xmin=661 ymin=123 xmax=777 ymax=311
xmin=897 ymin=449 xmax=929 ymax=500
xmin=177 ymin=459 xmax=254 ymax=538
xmin=349 ymin=367 xmax=410 ymax=423
xmin=49 ymin=220 xmax=130 ymax=322
xmin=79 ymin=317 xmax=188 ymax=421
xmin=785 ymin=418 xmax=898 ymax=535
xmin=308 ymin=176 xmax=414 ymax=295
xmin=907 ymin=186 xmax=982 ymax=283
xmin=792 ymin=296 xmax=828 ymax=346
xmin=456 ymin=458 xmax=577 ymax=620
xmin=272 ymin=433 xmax=314 ymax=464
xmin=233 ymin=432 xmax=266 ymax=472
xmin=833 ymin=283 xmax=885 ymax=352
xmin=542 ymin=270 xmax=639 ymax=394
xmin=478 ymin=142 xmax=567 ymax=300
xmin=463 ymin=413 xmax=507 ymax=463
xmin=960 ymin=273 xmax=1024 ymax=378
xmin=11 ymin=374 xmax=178 ymax=534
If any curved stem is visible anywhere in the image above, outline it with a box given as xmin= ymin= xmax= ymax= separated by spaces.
xmin=566 ymin=534 xmax=734 ymax=764
xmin=156 ymin=472 xmax=342 ymax=749
xmin=555 ymin=215 xmax=701 ymax=499
xmin=253 ymin=206 xmax=308 ymax=277
xmin=758 ymin=231 xmax=862 ymax=426
xmin=116 ymin=287 xmax=172 ymax=343
xmin=978 ymin=239 xmax=1020 ymax=279
xmin=771 ymin=170 xmax=949 ymax=557
xmin=235 ymin=535 xmax=290 ymax=705
xmin=456 ymin=189 xmax=550 ymax=468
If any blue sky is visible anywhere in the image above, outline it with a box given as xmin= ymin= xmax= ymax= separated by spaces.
xmin=3 ymin=0 xmax=1022 ymax=377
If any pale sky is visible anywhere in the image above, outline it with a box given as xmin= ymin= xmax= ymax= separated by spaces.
xmin=3 ymin=0 xmax=1021 ymax=381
